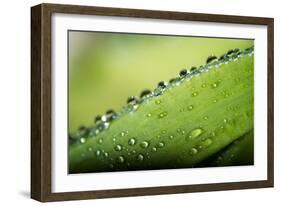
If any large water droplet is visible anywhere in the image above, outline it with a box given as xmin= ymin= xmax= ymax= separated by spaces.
xmin=140 ymin=141 xmax=149 ymax=148
xmin=188 ymin=128 xmax=204 ymax=140
xmin=114 ymin=144 xmax=123 ymax=151
xmin=128 ymin=138 xmax=136 ymax=146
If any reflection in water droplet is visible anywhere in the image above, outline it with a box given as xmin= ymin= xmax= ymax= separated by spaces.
xmin=137 ymin=154 xmax=144 ymax=161
xmin=155 ymin=99 xmax=162 ymax=105
xmin=140 ymin=141 xmax=149 ymax=148
xmin=114 ymin=144 xmax=122 ymax=151
xmin=188 ymin=128 xmax=204 ymax=140
xmin=128 ymin=138 xmax=136 ymax=146
xmin=189 ymin=148 xmax=198 ymax=156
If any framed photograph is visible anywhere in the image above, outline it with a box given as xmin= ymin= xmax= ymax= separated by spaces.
xmin=31 ymin=3 xmax=274 ymax=202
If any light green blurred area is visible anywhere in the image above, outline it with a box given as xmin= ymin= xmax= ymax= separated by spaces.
xmin=69 ymin=31 xmax=254 ymax=133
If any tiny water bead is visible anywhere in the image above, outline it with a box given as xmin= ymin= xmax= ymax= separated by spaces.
xmin=158 ymin=111 xmax=168 ymax=118
xmin=189 ymin=148 xmax=198 ymax=156
xmin=140 ymin=141 xmax=149 ymax=148
xmin=114 ymin=144 xmax=123 ymax=151
xmin=128 ymin=138 xmax=136 ymax=146
xmin=203 ymin=116 xmax=208 ymax=120
xmin=98 ymin=138 xmax=103 ymax=144
xmin=211 ymin=82 xmax=218 ymax=88
xmin=146 ymin=113 xmax=152 ymax=117
xmin=152 ymin=147 xmax=157 ymax=152
xmin=103 ymin=152 xmax=109 ymax=157
xmin=137 ymin=154 xmax=144 ymax=161
xmin=169 ymin=135 xmax=174 ymax=140
xmin=201 ymin=83 xmax=207 ymax=88
xmin=88 ymin=147 xmax=93 ymax=152
xmin=188 ymin=105 xmax=194 ymax=111
xmin=120 ymin=131 xmax=128 ymax=137
xmin=155 ymin=99 xmax=162 ymax=105
xmin=191 ymin=92 xmax=198 ymax=97
xmin=161 ymin=130 xmax=167 ymax=134
xmin=188 ymin=128 xmax=204 ymax=140
xmin=197 ymin=138 xmax=213 ymax=150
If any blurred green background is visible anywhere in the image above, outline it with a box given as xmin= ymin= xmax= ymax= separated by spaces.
xmin=68 ymin=31 xmax=253 ymax=133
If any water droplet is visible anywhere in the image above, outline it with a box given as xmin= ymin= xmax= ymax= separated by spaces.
xmin=203 ymin=116 xmax=208 ymax=120
xmin=161 ymin=130 xmax=167 ymax=134
xmin=112 ymin=137 xmax=116 ymax=142
xmin=188 ymin=105 xmax=194 ymax=111
xmin=213 ymin=99 xmax=217 ymax=103
xmin=190 ymin=66 xmax=197 ymax=72
xmin=201 ymin=83 xmax=207 ymax=88
xmin=128 ymin=138 xmax=136 ymax=146
xmin=114 ymin=144 xmax=123 ymax=151
xmin=104 ymin=109 xmax=117 ymax=121
xmin=227 ymin=49 xmax=234 ymax=55
xmin=98 ymin=138 xmax=103 ymax=144
xmin=169 ymin=135 xmax=174 ymax=139
xmin=94 ymin=115 xmax=102 ymax=124
xmin=146 ymin=113 xmax=152 ymax=117
xmin=157 ymin=142 xmax=165 ymax=148
xmin=158 ymin=81 xmax=167 ymax=89
xmin=120 ymin=131 xmax=127 ymax=137
xmin=206 ymin=55 xmax=217 ymax=64
xmin=179 ymin=69 xmax=188 ymax=77
xmin=188 ymin=128 xmax=204 ymax=140
xmin=158 ymin=111 xmax=168 ymax=118
xmin=197 ymin=138 xmax=213 ymax=150
xmin=137 ymin=154 xmax=144 ymax=161
xmin=155 ymin=99 xmax=162 ymax=105
xmin=127 ymin=96 xmax=139 ymax=105
xmin=104 ymin=152 xmax=109 ymax=157
xmin=80 ymin=137 xmax=86 ymax=144
xmin=117 ymin=156 xmax=125 ymax=163
xmin=189 ymin=148 xmax=198 ymax=156
xmin=211 ymin=83 xmax=218 ymax=88
xmin=223 ymin=118 xmax=228 ymax=123
xmin=88 ymin=147 xmax=93 ymax=152
xmin=152 ymin=147 xmax=157 ymax=152
xmin=140 ymin=89 xmax=151 ymax=98
xmin=140 ymin=141 xmax=149 ymax=148
xmin=192 ymin=92 xmax=198 ymax=97
xmin=96 ymin=150 xmax=101 ymax=156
